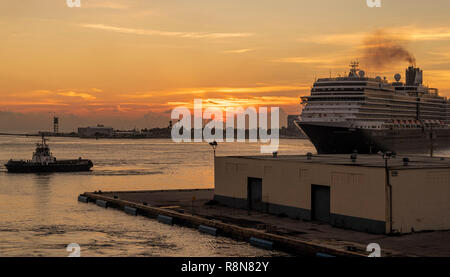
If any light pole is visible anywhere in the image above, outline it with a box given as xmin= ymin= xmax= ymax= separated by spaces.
xmin=209 ymin=140 xmax=218 ymax=158
xmin=379 ymin=151 xmax=394 ymax=234
xmin=209 ymin=140 xmax=218 ymax=214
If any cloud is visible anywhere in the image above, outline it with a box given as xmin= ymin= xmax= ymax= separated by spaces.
xmin=166 ymin=96 xmax=299 ymax=109
xmin=83 ymin=2 xmax=128 ymax=10
xmin=283 ymin=27 xmax=450 ymax=70
xmin=428 ymin=51 xmax=450 ymax=59
xmin=409 ymin=28 xmax=450 ymax=41
xmin=297 ymin=32 xmax=365 ymax=46
xmin=122 ymin=85 xmax=309 ymax=99
xmin=298 ymin=26 xmax=450 ymax=46
xmin=58 ymin=91 xmax=96 ymax=100
xmin=2 ymin=85 xmax=306 ymax=120
xmin=273 ymin=56 xmax=350 ymax=69
xmin=223 ymin=48 xmax=255 ymax=54
xmin=199 ymin=85 xmax=308 ymax=94
xmin=1 ymin=101 xmax=68 ymax=106
xmin=275 ymin=57 xmax=339 ymax=64
xmin=79 ymin=24 xmax=253 ymax=39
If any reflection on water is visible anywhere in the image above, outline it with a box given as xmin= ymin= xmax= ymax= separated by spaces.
xmin=0 ymin=136 xmax=317 ymax=257
xmin=32 ymin=174 xmax=52 ymax=214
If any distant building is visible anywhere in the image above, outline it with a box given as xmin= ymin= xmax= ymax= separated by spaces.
xmin=78 ymin=125 xmax=114 ymax=138
xmin=113 ymin=129 xmax=140 ymax=137
xmin=287 ymin=115 xmax=300 ymax=128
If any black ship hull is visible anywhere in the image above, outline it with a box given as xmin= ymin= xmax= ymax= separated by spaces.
xmin=4 ymin=159 xmax=93 ymax=173
xmin=299 ymin=123 xmax=450 ymax=154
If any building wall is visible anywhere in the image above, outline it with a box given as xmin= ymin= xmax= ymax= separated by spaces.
xmin=78 ymin=127 xmax=114 ymax=137
xmin=390 ymin=168 xmax=450 ymax=233
xmin=214 ymin=157 xmax=387 ymax=233
xmin=215 ymin=156 xmax=450 ymax=234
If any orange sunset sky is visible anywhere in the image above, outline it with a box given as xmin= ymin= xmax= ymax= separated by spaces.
xmin=1 ymin=0 xmax=450 ymax=131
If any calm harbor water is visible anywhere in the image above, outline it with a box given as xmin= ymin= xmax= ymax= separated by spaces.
xmin=1 ymin=135 xmax=449 ymax=257
xmin=0 ymin=135 xmax=315 ymax=257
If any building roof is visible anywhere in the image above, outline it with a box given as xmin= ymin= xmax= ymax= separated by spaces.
xmin=222 ymin=154 xmax=450 ymax=170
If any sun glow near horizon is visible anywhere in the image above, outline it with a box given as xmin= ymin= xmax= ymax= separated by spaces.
xmin=1 ymin=0 xmax=450 ymax=129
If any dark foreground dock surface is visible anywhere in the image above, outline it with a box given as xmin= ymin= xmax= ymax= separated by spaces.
xmin=80 ymin=189 xmax=450 ymax=257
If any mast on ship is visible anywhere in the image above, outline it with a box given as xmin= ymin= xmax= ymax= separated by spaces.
xmin=348 ymin=61 xmax=360 ymax=77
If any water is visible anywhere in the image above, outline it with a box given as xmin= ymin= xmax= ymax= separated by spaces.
xmin=0 ymin=135 xmax=315 ymax=257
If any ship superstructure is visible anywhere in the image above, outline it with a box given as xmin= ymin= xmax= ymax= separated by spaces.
xmin=297 ymin=62 xmax=450 ymax=154
xmin=30 ymin=136 xmax=56 ymax=164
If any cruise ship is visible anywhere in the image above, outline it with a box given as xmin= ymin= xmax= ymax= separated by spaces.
xmin=296 ymin=62 xmax=450 ymax=154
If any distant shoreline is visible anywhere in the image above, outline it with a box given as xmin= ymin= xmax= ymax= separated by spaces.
xmin=0 ymin=128 xmax=306 ymax=140
xmin=0 ymin=132 xmax=306 ymax=140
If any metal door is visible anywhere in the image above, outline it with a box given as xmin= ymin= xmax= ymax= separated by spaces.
xmin=247 ymin=177 xmax=262 ymax=210
xmin=311 ymin=185 xmax=330 ymax=223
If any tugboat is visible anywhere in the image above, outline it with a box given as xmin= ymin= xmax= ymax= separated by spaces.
xmin=4 ymin=136 xmax=93 ymax=173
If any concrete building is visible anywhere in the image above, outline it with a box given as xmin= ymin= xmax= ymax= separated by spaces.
xmin=78 ymin=125 xmax=114 ymax=138
xmin=214 ymin=154 xmax=450 ymax=234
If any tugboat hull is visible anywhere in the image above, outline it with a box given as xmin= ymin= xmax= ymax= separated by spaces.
xmin=4 ymin=160 xmax=93 ymax=173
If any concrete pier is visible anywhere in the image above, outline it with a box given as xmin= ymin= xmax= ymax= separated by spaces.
xmin=78 ymin=189 xmax=449 ymax=257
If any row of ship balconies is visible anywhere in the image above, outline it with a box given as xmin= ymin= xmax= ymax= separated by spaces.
xmin=306 ymin=93 xmax=447 ymax=105
xmin=302 ymin=104 xmax=449 ymax=120
xmin=310 ymin=86 xmax=447 ymax=104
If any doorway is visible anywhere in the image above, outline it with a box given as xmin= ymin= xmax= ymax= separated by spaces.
xmin=247 ymin=177 xmax=262 ymax=210
xmin=311 ymin=185 xmax=331 ymax=223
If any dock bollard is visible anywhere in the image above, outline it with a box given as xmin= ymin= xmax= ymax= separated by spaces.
xmin=198 ymin=225 xmax=218 ymax=236
xmin=124 ymin=206 xmax=138 ymax=216
xmin=77 ymin=195 xmax=89 ymax=203
xmin=95 ymin=199 xmax=108 ymax=208
xmin=249 ymin=237 xmax=273 ymax=250
xmin=157 ymin=215 xmax=173 ymax=225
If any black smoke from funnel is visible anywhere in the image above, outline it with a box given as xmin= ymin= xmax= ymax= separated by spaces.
xmin=361 ymin=30 xmax=416 ymax=69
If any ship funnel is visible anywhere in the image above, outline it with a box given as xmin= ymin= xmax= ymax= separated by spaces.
xmin=406 ymin=66 xmax=423 ymax=86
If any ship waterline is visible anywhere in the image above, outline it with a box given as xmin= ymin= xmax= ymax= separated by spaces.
xmin=299 ymin=121 xmax=450 ymax=154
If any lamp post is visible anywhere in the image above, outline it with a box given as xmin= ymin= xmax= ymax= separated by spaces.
xmin=209 ymin=140 xmax=218 ymax=158
xmin=209 ymin=140 xmax=218 ymax=214
xmin=379 ymin=151 xmax=394 ymax=234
